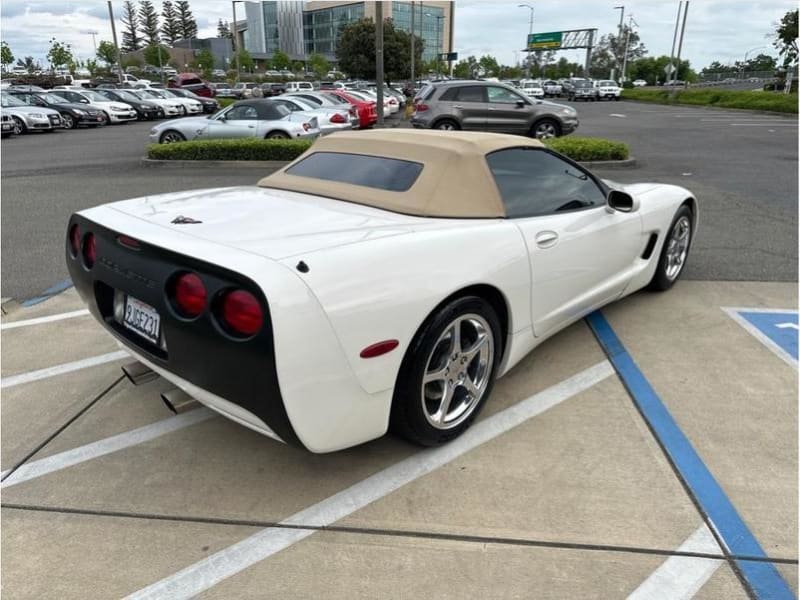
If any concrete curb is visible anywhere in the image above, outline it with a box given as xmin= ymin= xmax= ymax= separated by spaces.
xmin=141 ymin=158 xmax=289 ymax=169
xmin=142 ymin=156 xmax=639 ymax=169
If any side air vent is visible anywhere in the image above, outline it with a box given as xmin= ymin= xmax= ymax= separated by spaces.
xmin=641 ymin=233 xmax=658 ymax=260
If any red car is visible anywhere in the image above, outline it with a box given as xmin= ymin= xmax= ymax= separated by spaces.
xmin=167 ymin=73 xmax=216 ymax=98
xmin=325 ymin=90 xmax=376 ymax=129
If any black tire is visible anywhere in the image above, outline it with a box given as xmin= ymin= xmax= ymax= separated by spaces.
xmin=390 ymin=295 xmax=502 ymax=446
xmin=433 ymin=118 xmax=459 ymax=131
xmin=180 ymin=105 xmax=188 ymax=116
xmin=61 ymin=113 xmax=77 ymax=129
xmin=159 ymin=130 xmax=186 ymax=144
xmin=11 ymin=116 xmax=25 ymax=135
xmin=614 ymin=96 xmax=621 ymax=101
xmin=266 ymin=130 xmax=290 ymax=139
xmin=102 ymin=111 xmax=111 ymax=124
xmin=649 ymin=204 xmax=694 ymax=291
xmin=531 ymin=118 xmax=561 ymax=139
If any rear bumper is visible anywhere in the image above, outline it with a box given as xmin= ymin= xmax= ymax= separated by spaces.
xmin=65 ymin=207 xmax=392 ymax=453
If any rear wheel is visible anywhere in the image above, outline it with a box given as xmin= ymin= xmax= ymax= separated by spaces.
xmin=434 ymin=119 xmax=459 ymax=131
xmin=532 ymin=118 xmax=561 ymax=139
xmin=266 ymin=130 xmax=290 ymax=139
xmin=11 ymin=116 xmax=25 ymax=135
xmin=649 ymin=205 xmax=693 ymax=291
xmin=390 ymin=296 xmax=501 ymax=446
xmin=159 ymin=130 xmax=186 ymax=144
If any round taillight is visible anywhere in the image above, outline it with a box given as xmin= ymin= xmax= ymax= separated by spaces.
xmin=330 ymin=112 xmax=347 ymax=124
xmin=69 ymin=224 xmax=81 ymax=257
xmin=220 ymin=289 xmax=263 ymax=337
xmin=82 ymin=232 xmax=96 ymax=268
xmin=172 ymin=272 xmax=207 ymax=318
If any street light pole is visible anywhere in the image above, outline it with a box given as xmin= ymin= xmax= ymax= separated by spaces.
xmin=741 ymin=45 xmax=767 ymax=79
xmin=106 ymin=1 xmax=123 ymax=84
xmin=613 ymin=5 xmax=624 ymax=80
xmin=410 ymin=1 xmax=415 ymax=86
xmin=518 ymin=4 xmax=534 ymax=79
xmin=232 ymin=0 xmax=243 ymax=82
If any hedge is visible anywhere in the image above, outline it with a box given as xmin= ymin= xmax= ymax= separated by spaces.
xmin=622 ymin=87 xmax=798 ymax=113
xmin=147 ymin=138 xmax=314 ymax=161
xmin=544 ymin=136 xmax=629 ymax=161
xmin=147 ymin=135 xmax=629 ymax=162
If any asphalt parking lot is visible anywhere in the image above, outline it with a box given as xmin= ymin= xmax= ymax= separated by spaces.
xmin=1 ymin=99 xmax=797 ymax=598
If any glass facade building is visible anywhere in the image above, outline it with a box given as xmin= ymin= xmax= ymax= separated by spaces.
xmin=242 ymin=1 xmax=452 ymax=64
xmin=303 ymin=3 xmax=365 ymax=57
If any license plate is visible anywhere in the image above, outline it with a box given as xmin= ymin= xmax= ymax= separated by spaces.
xmin=123 ymin=296 xmax=161 ymax=344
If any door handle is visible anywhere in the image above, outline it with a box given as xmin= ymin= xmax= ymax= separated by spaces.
xmin=535 ymin=231 xmax=559 ymax=248
xmin=248 ymin=125 xmax=255 ymax=128
xmin=488 ymin=107 xmax=497 ymax=110
xmin=453 ymin=105 xmax=463 ymax=109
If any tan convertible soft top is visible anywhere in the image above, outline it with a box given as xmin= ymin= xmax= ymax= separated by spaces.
xmin=257 ymin=129 xmax=545 ymax=218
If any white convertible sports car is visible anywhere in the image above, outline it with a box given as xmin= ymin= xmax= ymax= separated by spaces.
xmin=66 ymin=130 xmax=696 ymax=453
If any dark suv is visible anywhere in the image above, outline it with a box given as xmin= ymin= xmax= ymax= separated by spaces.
xmin=410 ymin=80 xmax=578 ymax=138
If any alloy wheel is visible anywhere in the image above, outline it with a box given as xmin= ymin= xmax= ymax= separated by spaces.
xmin=664 ymin=216 xmax=691 ymax=280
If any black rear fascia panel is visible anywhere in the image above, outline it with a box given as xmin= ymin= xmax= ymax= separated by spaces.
xmin=65 ymin=214 xmax=303 ymax=449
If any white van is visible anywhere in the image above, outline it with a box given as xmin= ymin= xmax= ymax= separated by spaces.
xmin=286 ymin=81 xmax=313 ymax=92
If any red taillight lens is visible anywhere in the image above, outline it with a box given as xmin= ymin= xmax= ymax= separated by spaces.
xmin=330 ymin=113 xmax=346 ymax=123
xmin=82 ymin=232 xmax=96 ymax=268
xmin=220 ymin=289 xmax=263 ymax=337
xmin=416 ymin=103 xmax=429 ymax=112
xmin=172 ymin=272 xmax=206 ymax=318
xmin=69 ymin=224 xmax=81 ymax=257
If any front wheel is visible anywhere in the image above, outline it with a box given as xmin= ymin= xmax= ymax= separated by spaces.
xmin=159 ymin=130 xmax=186 ymax=144
xmin=61 ymin=113 xmax=76 ymax=129
xmin=11 ymin=116 xmax=25 ymax=135
xmin=390 ymin=296 xmax=501 ymax=446
xmin=649 ymin=205 xmax=693 ymax=291
xmin=532 ymin=118 xmax=561 ymax=139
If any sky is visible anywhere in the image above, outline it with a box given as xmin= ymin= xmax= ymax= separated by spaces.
xmin=0 ymin=0 xmax=794 ymax=70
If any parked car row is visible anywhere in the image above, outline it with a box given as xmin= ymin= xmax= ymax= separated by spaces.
xmin=1 ymin=85 xmax=221 ymax=136
xmin=502 ymin=78 xmax=622 ymax=101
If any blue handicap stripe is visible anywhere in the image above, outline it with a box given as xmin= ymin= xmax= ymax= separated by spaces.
xmin=586 ymin=311 xmax=794 ymax=600
xmin=21 ymin=278 xmax=74 ymax=307
xmin=738 ymin=311 xmax=798 ymax=362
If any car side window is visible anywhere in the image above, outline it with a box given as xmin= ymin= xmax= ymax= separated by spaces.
xmin=486 ymin=148 xmax=607 ymax=218
xmin=453 ymin=86 xmax=485 ymax=103
xmin=487 ymin=86 xmax=525 ymax=104
xmin=226 ymin=105 xmax=258 ymax=120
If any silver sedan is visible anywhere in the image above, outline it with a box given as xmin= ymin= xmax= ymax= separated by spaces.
xmin=269 ymin=95 xmax=356 ymax=134
xmin=149 ymin=99 xmax=320 ymax=144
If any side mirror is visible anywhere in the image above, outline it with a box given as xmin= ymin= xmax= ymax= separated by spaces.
xmin=606 ymin=190 xmax=640 ymax=213
xmin=516 ymin=100 xmax=525 ymax=108
xmin=81 ymin=98 xmax=89 ymax=103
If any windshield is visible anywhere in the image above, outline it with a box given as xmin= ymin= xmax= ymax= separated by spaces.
xmin=289 ymin=97 xmax=316 ymax=110
xmin=599 ymin=81 xmax=616 ymax=86
xmin=115 ymin=91 xmax=141 ymax=102
xmin=138 ymin=89 xmax=162 ymax=99
xmin=574 ymin=81 xmax=592 ymax=88
xmin=82 ymin=90 xmax=108 ymax=102
xmin=1 ymin=94 xmax=27 ymax=107
xmin=39 ymin=93 xmax=69 ymax=104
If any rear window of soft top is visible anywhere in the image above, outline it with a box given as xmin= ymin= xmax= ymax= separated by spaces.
xmin=285 ymin=152 xmax=423 ymax=192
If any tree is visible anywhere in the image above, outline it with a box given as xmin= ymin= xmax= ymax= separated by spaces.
xmin=17 ymin=56 xmax=39 ymax=74
xmin=1 ymin=41 xmax=13 ymax=71
xmin=292 ymin=60 xmax=305 ymax=73
xmin=336 ymin=18 xmax=422 ymax=82
xmin=477 ymin=54 xmax=500 ymax=77
xmin=271 ymin=50 xmax=291 ymax=70
xmin=453 ymin=55 xmax=478 ymax=78
xmin=176 ymin=1 xmax=198 ymax=40
xmin=774 ymin=9 xmax=798 ymax=68
xmin=85 ymin=58 xmax=100 ymax=77
xmin=96 ymin=40 xmax=118 ymax=66
xmin=121 ymin=1 xmax=142 ymax=53
xmin=192 ymin=48 xmax=214 ymax=77
xmin=143 ymin=44 xmax=170 ymax=67
xmin=161 ymin=1 xmax=182 ymax=45
xmin=589 ymin=25 xmax=647 ymax=79
xmin=217 ymin=19 xmax=232 ymax=39
xmin=47 ymin=38 xmax=74 ymax=70
xmin=236 ymin=49 xmax=254 ymax=72
xmin=139 ymin=0 xmax=161 ymax=46
xmin=308 ymin=53 xmax=330 ymax=79
xmin=629 ymin=55 xmax=694 ymax=85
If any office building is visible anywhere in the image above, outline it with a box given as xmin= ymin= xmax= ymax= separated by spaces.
xmin=237 ymin=1 xmax=453 ymax=64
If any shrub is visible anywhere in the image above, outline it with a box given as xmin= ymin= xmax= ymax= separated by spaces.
xmin=544 ymin=136 xmax=629 ymax=161
xmin=147 ymin=135 xmax=628 ymax=163
xmin=622 ymin=87 xmax=798 ymax=113
xmin=147 ymin=138 xmax=314 ymax=161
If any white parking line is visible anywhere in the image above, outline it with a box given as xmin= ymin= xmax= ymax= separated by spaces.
xmin=0 ymin=350 xmax=129 ymax=389
xmin=730 ymin=123 xmax=797 ymax=127
xmin=125 ymin=361 xmax=615 ymax=600
xmin=627 ymin=524 xmax=723 ymax=599
xmin=1 ymin=408 xmax=215 ymax=487
xmin=1 ymin=309 xmax=90 ymax=330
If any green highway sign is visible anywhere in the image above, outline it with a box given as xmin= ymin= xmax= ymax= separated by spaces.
xmin=527 ymin=31 xmax=563 ymax=50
